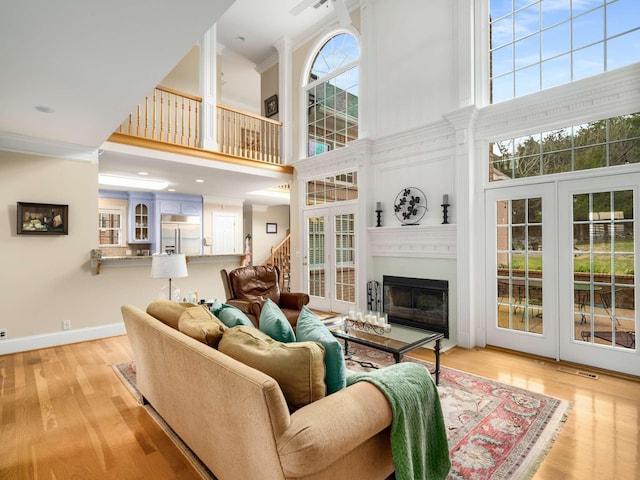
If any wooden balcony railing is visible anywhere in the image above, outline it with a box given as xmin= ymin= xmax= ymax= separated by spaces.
xmin=118 ymin=86 xmax=201 ymax=147
xmin=116 ymin=86 xmax=282 ymax=164
xmin=217 ymin=104 xmax=282 ymax=164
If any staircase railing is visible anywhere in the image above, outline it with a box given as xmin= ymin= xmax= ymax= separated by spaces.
xmin=115 ymin=86 xmax=283 ymax=164
xmin=264 ymin=232 xmax=291 ymax=292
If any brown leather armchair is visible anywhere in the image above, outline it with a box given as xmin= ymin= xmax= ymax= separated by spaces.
xmin=220 ymin=265 xmax=310 ymax=329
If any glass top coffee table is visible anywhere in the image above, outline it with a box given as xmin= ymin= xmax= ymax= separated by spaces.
xmin=325 ymin=319 xmax=444 ymax=385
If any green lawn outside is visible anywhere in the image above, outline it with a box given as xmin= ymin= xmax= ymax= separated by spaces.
xmin=505 ymin=240 xmax=635 ymax=274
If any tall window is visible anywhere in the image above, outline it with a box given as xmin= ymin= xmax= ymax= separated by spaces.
xmin=305 ymin=32 xmax=360 ymax=157
xmin=490 ymin=0 xmax=640 ymax=103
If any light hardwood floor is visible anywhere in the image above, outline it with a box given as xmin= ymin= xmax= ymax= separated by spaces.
xmin=0 ymin=335 xmax=638 ymax=479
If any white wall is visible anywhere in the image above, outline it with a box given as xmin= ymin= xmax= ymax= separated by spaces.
xmin=367 ymin=0 xmax=454 ymax=138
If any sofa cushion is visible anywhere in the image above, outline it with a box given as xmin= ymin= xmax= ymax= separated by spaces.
xmin=146 ymin=299 xmax=198 ymax=330
xmin=178 ymin=306 xmax=227 ymax=348
xmin=259 ymin=298 xmax=296 ymax=342
xmin=218 ymin=326 xmax=326 ymax=410
xmin=216 ymin=303 xmax=254 ymax=328
xmin=295 ymin=306 xmax=347 ymax=395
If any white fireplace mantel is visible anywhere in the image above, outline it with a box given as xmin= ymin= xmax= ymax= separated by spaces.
xmin=368 ymin=224 xmax=457 ymax=259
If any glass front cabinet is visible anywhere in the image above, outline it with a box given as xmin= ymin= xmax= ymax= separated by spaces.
xmin=128 ymin=193 xmax=153 ymax=244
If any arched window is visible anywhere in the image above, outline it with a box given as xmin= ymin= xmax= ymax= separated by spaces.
xmin=305 ymin=32 xmax=360 ymax=157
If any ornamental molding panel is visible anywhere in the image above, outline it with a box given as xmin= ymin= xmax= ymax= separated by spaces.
xmin=293 ymin=138 xmax=373 ymax=180
xmin=368 ymin=225 xmax=456 ymax=259
xmin=476 ymin=63 xmax=640 ymax=141
xmin=371 ymin=120 xmax=456 ymax=164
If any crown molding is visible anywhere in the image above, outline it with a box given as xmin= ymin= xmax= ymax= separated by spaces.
xmin=371 ymin=120 xmax=456 ymax=164
xmin=0 ymin=131 xmax=99 ymax=162
xmin=476 ymin=63 xmax=640 ymax=141
xmin=293 ymin=138 xmax=373 ymax=179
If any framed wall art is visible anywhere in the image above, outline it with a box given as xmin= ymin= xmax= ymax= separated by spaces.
xmin=17 ymin=202 xmax=69 ymax=235
xmin=266 ymin=222 xmax=277 ymax=234
xmin=264 ymin=94 xmax=278 ymax=117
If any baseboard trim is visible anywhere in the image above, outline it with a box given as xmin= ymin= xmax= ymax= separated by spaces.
xmin=0 ymin=323 xmax=126 ymax=355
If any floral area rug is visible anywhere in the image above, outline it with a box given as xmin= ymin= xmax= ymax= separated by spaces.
xmin=113 ymin=344 xmax=571 ymax=480
xmin=344 ymin=343 xmax=571 ymax=480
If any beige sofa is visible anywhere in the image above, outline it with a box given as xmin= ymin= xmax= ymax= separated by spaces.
xmin=121 ymin=302 xmax=395 ymax=480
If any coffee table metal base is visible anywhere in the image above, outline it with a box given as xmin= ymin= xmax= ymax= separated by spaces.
xmin=328 ymin=321 xmax=444 ymax=385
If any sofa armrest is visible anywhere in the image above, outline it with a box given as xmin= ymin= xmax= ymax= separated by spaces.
xmin=277 ymin=381 xmax=392 ymax=477
xmin=279 ymin=292 xmax=310 ymax=310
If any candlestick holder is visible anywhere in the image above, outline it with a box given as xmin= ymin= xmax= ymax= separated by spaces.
xmin=441 ymin=203 xmax=450 ymax=224
xmin=375 ymin=209 xmax=382 ymax=227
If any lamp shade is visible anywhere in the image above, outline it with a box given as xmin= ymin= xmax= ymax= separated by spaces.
xmin=151 ymin=253 xmax=188 ymax=279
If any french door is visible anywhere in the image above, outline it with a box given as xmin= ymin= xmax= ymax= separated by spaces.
xmin=486 ymin=176 xmax=638 ymax=375
xmin=485 ymin=184 xmax=558 ymax=359
xmin=304 ymin=205 xmax=357 ymax=313
xmin=558 ymin=174 xmax=638 ymax=375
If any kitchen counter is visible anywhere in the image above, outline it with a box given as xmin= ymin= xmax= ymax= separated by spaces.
xmin=91 ymin=252 xmax=243 ymax=274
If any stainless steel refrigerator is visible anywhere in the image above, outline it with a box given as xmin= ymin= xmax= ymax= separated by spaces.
xmin=160 ymin=215 xmax=201 ymax=255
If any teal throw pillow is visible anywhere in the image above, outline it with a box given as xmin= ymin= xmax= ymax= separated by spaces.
xmin=216 ymin=303 xmax=253 ymax=328
xmin=259 ymin=298 xmax=296 ymax=343
xmin=295 ymin=306 xmax=346 ymax=394
xmin=209 ymin=299 xmax=224 ymax=316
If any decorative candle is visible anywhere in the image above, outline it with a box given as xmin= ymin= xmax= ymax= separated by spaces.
xmin=376 ymin=201 xmax=382 ymax=211
xmin=443 ymin=194 xmax=449 ymax=205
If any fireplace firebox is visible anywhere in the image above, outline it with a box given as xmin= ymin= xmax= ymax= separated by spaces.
xmin=383 ymin=275 xmax=449 ymax=337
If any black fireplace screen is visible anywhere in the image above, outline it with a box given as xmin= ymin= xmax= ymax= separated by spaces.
xmin=383 ymin=275 xmax=449 ymax=337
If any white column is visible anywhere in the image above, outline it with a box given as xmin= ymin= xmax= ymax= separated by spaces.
xmin=274 ymin=37 xmax=293 ymax=165
xmin=452 ymin=0 xmax=476 ymax=108
xmin=199 ymin=25 xmax=219 ymax=151
xmin=444 ymin=106 xmax=479 ymax=349
xmin=359 ymin=0 xmax=376 ymax=139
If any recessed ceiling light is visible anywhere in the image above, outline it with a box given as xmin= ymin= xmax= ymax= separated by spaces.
xmin=236 ymin=36 xmax=246 ymax=42
xmin=168 ymin=188 xmax=176 ymax=192
xmin=35 ymin=105 xmax=54 ymax=114
xmin=137 ymin=171 xmax=149 ymax=176
xmin=98 ymin=174 xmax=168 ymax=190
xmin=195 ymin=179 xmax=204 ymax=183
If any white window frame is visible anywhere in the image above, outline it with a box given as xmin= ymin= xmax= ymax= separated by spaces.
xmin=299 ymin=27 xmax=361 ymax=160
xmin=98 ymin=207 xmax=125 ymax=247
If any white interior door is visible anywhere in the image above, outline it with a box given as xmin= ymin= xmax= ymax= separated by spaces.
xmin=485 ymin=183 xmax=558 ymax=359
xmin=303 ymin=205 xmax=357 ymax=313
xmin=558 ymin=174 xmax=638 ymax=376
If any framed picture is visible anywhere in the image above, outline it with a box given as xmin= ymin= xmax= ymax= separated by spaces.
xmin=17 ymin=202 xmax=69 ymax=235
xmin=264 ymin=94 xmax=278 ymax=117
xmin=266 ymin=222 xmax=277 ymax=234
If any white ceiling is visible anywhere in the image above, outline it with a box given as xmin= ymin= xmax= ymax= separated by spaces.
xmin=0 ymin=0 xmax=352 ymax=205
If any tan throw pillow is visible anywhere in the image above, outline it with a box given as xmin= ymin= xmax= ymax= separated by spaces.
xmin=218 ymin=326 xmax=326 ymax=410
xmin=146 ymin=300 xmax=197 ymax=330
xmin=178 ymin=306 xmax=227 ymax=348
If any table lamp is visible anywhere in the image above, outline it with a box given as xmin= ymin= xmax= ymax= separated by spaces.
xmin=151 ymin=253 xmax=188 ymax=300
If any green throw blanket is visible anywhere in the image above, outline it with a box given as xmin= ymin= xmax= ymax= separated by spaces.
xmin=347 ymin=363 xmax=450 ymax=480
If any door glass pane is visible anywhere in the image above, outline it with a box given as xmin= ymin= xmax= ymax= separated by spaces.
xmin=495 ymin=197 xmax=544 ymax=334
xmin=573 ymin=190 xmax=636 ymax=350
xmin=335 ymin=213 xmax=355 ymax=303
xmin=307 ymin=216 xmax=325 ymax=297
